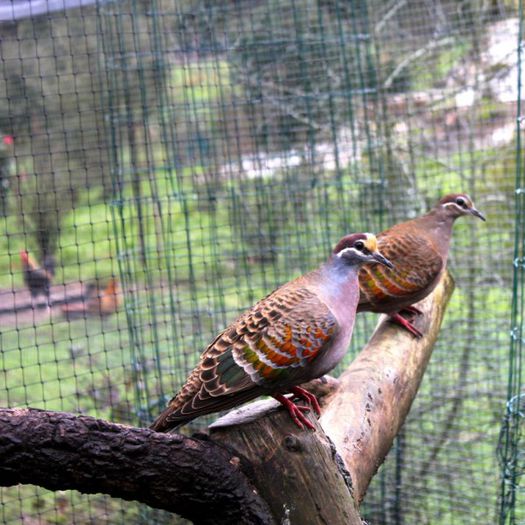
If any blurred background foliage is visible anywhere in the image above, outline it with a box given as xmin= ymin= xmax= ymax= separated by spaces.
xmin=0 ymin=0 xmax=522 ymax=523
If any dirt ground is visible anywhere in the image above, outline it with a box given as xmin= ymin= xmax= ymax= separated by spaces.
xmin=0 ymin=282 xmax=85 ymax=327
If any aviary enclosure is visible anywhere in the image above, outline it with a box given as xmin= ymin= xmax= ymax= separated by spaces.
xmin=0 ymin=0 xmax=523 ymax=523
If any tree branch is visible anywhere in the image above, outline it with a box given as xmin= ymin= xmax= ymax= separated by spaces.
xmin=0 ymin=272 xmax=454 ymax=523
xmin=0 ymin=408 xmax=273 ymax=525
xmin=210 ymin=400 xmax=362 ymax=525
xmin=383 ymin=37 xmax=455 ymax=90
xmin=320 ymin=271 xmax=455 ymax=503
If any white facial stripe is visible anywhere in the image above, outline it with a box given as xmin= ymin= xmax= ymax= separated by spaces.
xmin=336 ymin=247 xmax=357 ymax=258
xmin=443 ymin=202 xmax=464 ymax=209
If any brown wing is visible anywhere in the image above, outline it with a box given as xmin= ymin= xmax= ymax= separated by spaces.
xmin=150 ymin=284 xmax=339 ymax=432
xmin=358 ymin=229 xmax=444 ymax=310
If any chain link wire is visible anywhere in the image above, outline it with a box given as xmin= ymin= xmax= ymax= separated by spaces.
xmin=0 ymin=0 xmax=521 ymax=523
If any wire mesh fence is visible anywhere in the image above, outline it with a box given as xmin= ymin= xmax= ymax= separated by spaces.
xmin=0 ymin=0 xmax=522 ymax=523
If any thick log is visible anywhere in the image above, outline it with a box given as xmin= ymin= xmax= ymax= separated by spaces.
xmin=0 ymin=408 xmax=273 ymax=525
xmin=210 ymin=399 xmax=362 ymax=525
xmin=320 ymin=271 xmax=455 ymax=503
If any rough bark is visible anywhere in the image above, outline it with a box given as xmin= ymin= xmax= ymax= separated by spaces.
xmin=0 ymin=408 xmax=273 ymax=525
xmin=210 ymin=400 xmax=362 ymax=525
xmin=0 ymin=272 xmax=454 ymax=523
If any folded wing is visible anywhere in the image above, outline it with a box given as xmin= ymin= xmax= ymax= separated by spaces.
xmin=150 ymin=285 xmax=339 ymax=431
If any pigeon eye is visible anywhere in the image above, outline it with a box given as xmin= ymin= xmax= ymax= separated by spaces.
xmin=456 ymin=197 xmax=467 ymax=208
xmin=354 ymin=241 xmax=365 ymax=250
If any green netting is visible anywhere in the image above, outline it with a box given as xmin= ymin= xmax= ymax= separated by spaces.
xmin=498 ymin=1 xmax=524 ymax=523
xmin=0 ymin=0 xmax=523 ymax=523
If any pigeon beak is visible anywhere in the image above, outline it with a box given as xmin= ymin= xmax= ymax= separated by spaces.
xmin=372 ymin=251 xmax=394 ymax=269
xmin=470 ymin=207 xmax=486 ymax=221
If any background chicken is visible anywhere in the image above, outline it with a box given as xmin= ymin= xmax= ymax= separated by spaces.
xmin=61 ymin=278 xmax=121 ymax=318
xmin=19 ymin=250 xmax=55 ymax=309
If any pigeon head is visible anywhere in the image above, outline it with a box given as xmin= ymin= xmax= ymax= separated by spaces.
xmin=333 ymin=233 xmax=393 ymax=268
xmin=438 ymin=193 xmax=485 ymax=221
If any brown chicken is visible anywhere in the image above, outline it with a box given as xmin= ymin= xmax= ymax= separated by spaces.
xmin=61 ymin=278 xmax=122 ymax=318
xmin=20 ymin=250 xmax=55 ymax=308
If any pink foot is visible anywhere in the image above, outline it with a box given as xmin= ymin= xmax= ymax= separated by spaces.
xmin=290 ymin=386 xmax=321 ymax=416
xmin=273 ymin=393 xmax=315 ymax=430
xmin=389 ymin=312 xmax=423 ymax=338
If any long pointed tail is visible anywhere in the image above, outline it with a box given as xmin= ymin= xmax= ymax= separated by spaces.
xmin=149 ymin=406 xmax=191 ymax=433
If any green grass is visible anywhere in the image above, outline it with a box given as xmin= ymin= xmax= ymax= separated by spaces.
xmin=0 ymin=484 xmax=180 ymax=525
xmin=170 ymin=59 xmax=235 ymax=104
xmin=1 ymin=313 xmax=130 ymax=414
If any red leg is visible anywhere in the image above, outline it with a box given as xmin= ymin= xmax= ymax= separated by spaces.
xmin=389 ymin=312 xmax=423 ymax=338
xmin=273 ymin=393 xmax=315 ymax=430
xmin=401 ymin=305 xmax=422 ymax=316
xmin=290 ymin=386 xmax=321 ymax=416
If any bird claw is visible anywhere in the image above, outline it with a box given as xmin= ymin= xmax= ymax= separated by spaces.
xmin=273 ymin=393 xmax=316 ymax=431
xmin=290 ymin=386 xmax=322 ymax=416
xmin=389 ymin=312 xmax=423 ymax=338
xmin=294 ymin=405 xmax=311 ymax=413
